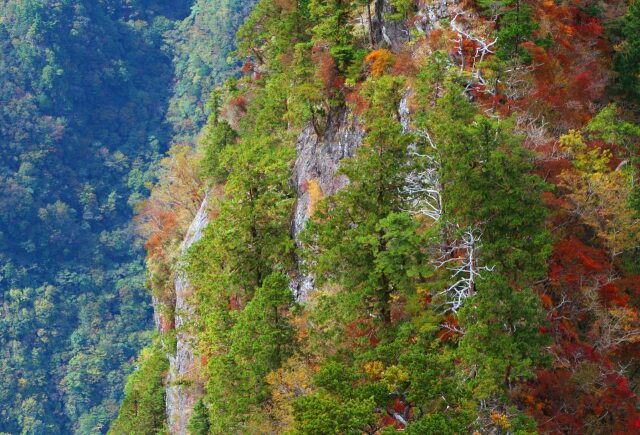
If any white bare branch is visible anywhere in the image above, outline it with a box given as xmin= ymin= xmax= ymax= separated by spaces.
xmin=435 ymin=228 xmax=494 ymax=313
xmin=397 ymin=91 xmax=493 ymax=314
xmin=450 ymin=14 xmax=498 ymax=94
xmin=399 ymin=90 xmax=443 ymax=222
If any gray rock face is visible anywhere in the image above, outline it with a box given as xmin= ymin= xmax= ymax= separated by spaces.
xmin=377 ymin=0 xmax=411 ymax=52
xmin=290 ymin=109 xmax=364 ymax=301
xmin=166 ymin=193 xmax=210 ymax=435
xmin=414 ymin=0 xmax=451 ymax=34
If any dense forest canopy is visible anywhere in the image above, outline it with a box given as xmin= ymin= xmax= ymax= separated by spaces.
xmin=115 ymin=0 xmax=640 ymax=434
xmin=0 ymin=0 xmax=252 ymax=433
xmin=3 ymin=0 xmax=640 ymax=434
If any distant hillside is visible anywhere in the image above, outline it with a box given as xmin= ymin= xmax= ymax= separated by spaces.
xmin=0 ymin=0 xmax=253 ymax=433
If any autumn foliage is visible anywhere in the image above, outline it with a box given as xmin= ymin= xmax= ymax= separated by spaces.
xmin=365 ymin=49 xmax=395 ymax=76
xmin=121 ymin=0 xmax=640 ymax=433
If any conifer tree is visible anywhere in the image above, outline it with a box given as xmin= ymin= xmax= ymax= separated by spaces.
xmin=204 ymin=273 xmax=296 ymax=432
xmin=303 ymin=74 xmax=426 ymax=324
xmin=615 ymin=0 xmax=640 ymax=104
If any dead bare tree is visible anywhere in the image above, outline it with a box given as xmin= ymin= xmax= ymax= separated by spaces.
xmin=449 ymin=14 xmax=498 ymax=95
xmin=435 ymin=228 xmax=495 ymax=313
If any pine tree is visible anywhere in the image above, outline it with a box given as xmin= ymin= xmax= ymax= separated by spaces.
xmin=476 ymin=0 xmax=537 ymax=59
xmin=303 ymin=75 xmax=427 ymax=324
xmin=108 ymin=342 xmax=168 ymax=435
xmin=187 ymin=399 xmax=210 ymax=435
xmin=204 ymin=273 xmax=296 ymax=432
xmin=615 ymin=0 xmax=640 ymax=104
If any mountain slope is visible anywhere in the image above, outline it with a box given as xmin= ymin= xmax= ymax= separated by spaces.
xmin=0 ymin=1 xmax=177 ymax=432
xmin=121 ymin=0 xmax=640 ymax=433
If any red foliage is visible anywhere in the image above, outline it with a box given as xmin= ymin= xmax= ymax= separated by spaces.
xmin=228 ymin=294 xmax=242 ymax=311
xmin=316 ymin=50 xmax=336 ymax=87
xmin=522 ymin=108 xmax=640 ymax=431
xmin=345 ymin=88 xmax=370 ymax=115
xmin=517 ymin=3 xmax=611 ymax=129
xmin=313 ymin=48 xmax=345 ymax=95
xmin=241 ymin=61 xmax=254 ymax=76
xmin=598 ymin=282 xmax=630 ymax=308
xmin=229 ymin=95 xmax=248 ymax=113
xmin=392 ymin=51 xmax=417 ymax=77
xmin=551 ymin=237 xmax=608 ymax=285
xmin=379 ymin=399 xmax=411 ymax=430
xmin=345 ymin=317 xmax=380 ymax=347
xmin=525 ymin=366 xmax=640 ymax=434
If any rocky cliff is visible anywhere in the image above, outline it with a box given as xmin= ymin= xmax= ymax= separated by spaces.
xmin=160 ymin=111 xmax=365 ymax=430
xmin=166 ymin=193 xmax=210 ymax=435
xmin=162 ymin=1 xmax=454 ymax=431
xmin=290 ymin=109 xmax=364 ymax=301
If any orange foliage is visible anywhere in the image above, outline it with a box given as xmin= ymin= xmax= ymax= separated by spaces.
xmin=134 ymin=145 xmax=203 ymax=307
xmin=365 ymin=49 xmax=395 ymax=76
xmin=305 ymin=178 xmax=323 ymax=216
xmin=426 ymin=28 xmax=445 ymax=51
xmin=274 ymin=0 xmax=297 ymax=11
xmin=437 ymin=315 xmax=462 ymax=342
xmin=140 ymin=204 xmax=178 ymax=259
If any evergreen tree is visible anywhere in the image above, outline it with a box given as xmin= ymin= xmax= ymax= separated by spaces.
xmin=303 ymin=75 xmax=424 ymax=323
xmin=476 ymin=0 xmax=537 ymax=59
xmin=187 ymin=399 xmax=210 ymax=435
xmin=615 ymin=0 xmax=640 ymax=105
xmin=201 ymin=273 xmax=296 ymax=432
xmin=108 ymin=342 xmax=168 ymax=435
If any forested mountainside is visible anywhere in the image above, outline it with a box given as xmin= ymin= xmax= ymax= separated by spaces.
xmin=0 ymin=0 xmax=252 ymax=433
xmin=114 ymin=0 xmax=640 ymax=434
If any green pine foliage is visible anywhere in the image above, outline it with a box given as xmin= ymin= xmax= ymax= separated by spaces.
xmin=615 ymin=0 xmax=640 ymax=105
xmin=425 ymin=79 xmax=551 ymax=277
xmin=108 ymin=341 xmax=169 ymax=435
xmin=476 ymin=0 xmax=538 ymax=59
xmin=187 ymin=399 xmax=210 ymax=435
xmin=186 ymin=30 xmax=298 ymax=429
xmin=175 ymin=0 xmax=555 ymax=433
xmin=203 ymin=273 xmax=296 ymax=432
xmin=11 ymin=0 xmax=635 ymax=433
xmin=302 ymin=75 xmax=425 ymax=324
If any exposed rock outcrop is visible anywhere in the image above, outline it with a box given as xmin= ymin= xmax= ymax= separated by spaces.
xmin=166 ymin=193 xmax=210 ymax=435
xmin=161 ymin=2 xmax=454 ymax=430
xmin=290 ymin=109 xmax=364 ymax=301
xmin=376 ymin=0 xmax=411 ymax=52
xmin=414 ymin=0 xmax=451 ymax=35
